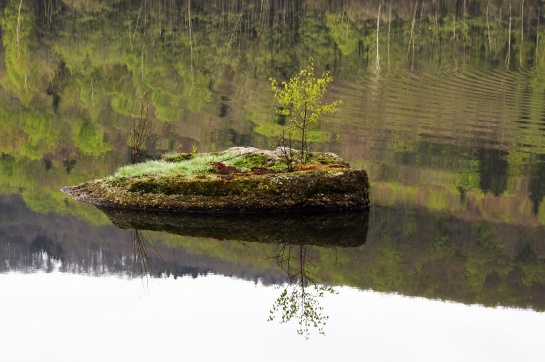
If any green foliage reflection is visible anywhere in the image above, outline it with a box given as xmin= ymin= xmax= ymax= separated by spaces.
xmin=1 ymin=0 xmax=35 ymax=105
xmin=0 ymin=0 xmax=545 ymax=223
xmin=268 ymin=245 xmax=337 ymax=339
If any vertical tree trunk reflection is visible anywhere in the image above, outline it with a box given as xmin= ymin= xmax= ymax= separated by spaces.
xmin=269 ymin=244 xmax=337 ymax=339
xmin=131 ymin=229 xmax=163 ymax=276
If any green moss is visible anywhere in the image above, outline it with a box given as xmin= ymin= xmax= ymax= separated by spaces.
xmin=126 ymin=174 xmax=280 ymax=197
xmin=231 ymin=153 xmax=268 ymax=169
xmin=307 ymin=152 xmax=350 ymax=168
xmin=269 ymin=163 xmax=290 ymax=172
xmin=128 ymin=179 xmax=158 ymax=193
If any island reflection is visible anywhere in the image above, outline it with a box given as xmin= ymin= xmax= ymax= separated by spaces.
xmin=3 ymin=197 xmax=545 ymax=316
xmin=99 ymin=207 xmax=370 ymax=248
xmin=100 ymin=207 xmax=370 ymax=337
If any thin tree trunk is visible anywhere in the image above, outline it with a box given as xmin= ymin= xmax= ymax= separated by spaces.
xmin=376 ymin=3 xmax=381 ymax=73
xmin=486 ymin=3 xmax=492 ymax=53
xmin=388 ymin=1 xmax=391 ymax=69
xmin=16 ymin=0 xmax=23 ymax=56
xmin=188 ymin=0 xmax=194 ymax=86
xmin=408 ymin=1 xmax=418 ymax=71
xmin=521 ymin=0 xmax=524 ymax=65
xmin=534 ymin=6 xmax=541 ymax=65
xmin=506 ymin=2 xmax=511 ymax=67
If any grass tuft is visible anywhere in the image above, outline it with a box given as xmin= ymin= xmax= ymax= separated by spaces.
xmin=109 ymin=151 xmax=238 ymax=179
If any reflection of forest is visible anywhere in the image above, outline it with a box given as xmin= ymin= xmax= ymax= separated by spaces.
xmin=2 ymin=1 xmax=545 ymax=223
xmin=0 ymin=194 xmax=287 ymax=283
xmin=2 ymin=194 xmax=545 ymax=311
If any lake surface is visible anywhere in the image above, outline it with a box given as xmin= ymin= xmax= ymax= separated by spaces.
xmin=1 ymin=1 xmax=545 ymax=360
xmin=2 ymin=272 xmax=544 ymax=362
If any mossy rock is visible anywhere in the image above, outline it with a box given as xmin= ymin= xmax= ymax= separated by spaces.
xmin=61 ymin=147 xmax=370 ymax=213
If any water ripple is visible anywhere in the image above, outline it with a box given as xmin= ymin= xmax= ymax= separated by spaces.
xmin=344 ymin=67 xmax=545 ymax=154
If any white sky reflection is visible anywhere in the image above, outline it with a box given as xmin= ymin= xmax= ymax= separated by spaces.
xmin=1 ymin=272 xmax=543 ymax=362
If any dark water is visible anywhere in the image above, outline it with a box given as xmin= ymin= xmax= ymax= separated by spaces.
xmin=1 ymin=0 xmax=545 ymax=360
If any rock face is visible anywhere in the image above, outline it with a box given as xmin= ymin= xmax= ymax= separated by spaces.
xmin=62 ymin=147 xmax=370 ymax=213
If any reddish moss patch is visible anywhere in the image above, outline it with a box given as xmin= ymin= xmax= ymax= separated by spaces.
xmin=211 ymin=162 xmax=240 ymax=175
xmin=251 ymin=167 xmax=275 ymax=175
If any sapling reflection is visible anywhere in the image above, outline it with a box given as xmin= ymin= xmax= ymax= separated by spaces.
xmin=268 ymin=244 xmax=337 ymax=339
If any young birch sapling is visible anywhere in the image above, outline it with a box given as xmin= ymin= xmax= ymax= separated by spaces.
xmin=270 ymin=57 xmax=342 ymax=164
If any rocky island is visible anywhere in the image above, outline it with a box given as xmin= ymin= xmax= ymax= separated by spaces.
xmin=61 ymin=147 xmax=370 ymax=213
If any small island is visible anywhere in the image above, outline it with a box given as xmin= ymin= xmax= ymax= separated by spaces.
xmin=61 ymin=147 xmax=370 ymax=213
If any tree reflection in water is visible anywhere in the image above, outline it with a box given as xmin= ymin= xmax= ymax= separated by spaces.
xmin=129 ymin=226 xmax=339 ymax=338
xmin=95 ymin=207 xmax=368 ymax=336
xmin=269 ymin=244 xmax=337 ymax=339
xmin=130 ymin=229 xmax=163 ymax=276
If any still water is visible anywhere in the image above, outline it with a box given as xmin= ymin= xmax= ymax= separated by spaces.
xmin=1 ymin=0 xmax=545 ymax=360
xmin=2 ymin=273 xmax=544 ymax=362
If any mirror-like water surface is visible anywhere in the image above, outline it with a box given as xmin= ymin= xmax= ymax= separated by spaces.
xmin=1 ymin=0 xmax=545 ymax=360
xmin=2 ymin=272 xmax=544 ymax=362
